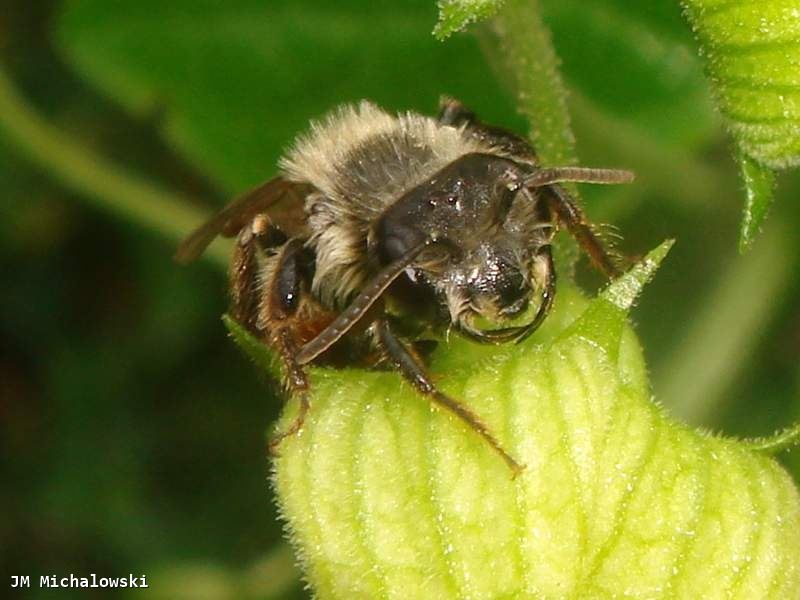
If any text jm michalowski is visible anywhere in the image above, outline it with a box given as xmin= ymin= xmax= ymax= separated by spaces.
xmin=11 ymin=574 xmax=148 ymax=589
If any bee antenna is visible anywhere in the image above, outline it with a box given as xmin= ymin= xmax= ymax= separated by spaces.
xmin=523 ymin=167 xmax=634 ymax=189
xmin=295 ymin=240 xmax=432 ymax=365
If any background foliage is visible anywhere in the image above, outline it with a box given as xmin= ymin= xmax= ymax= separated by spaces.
xmin=2 ymin=0 xmax=800 ymax=598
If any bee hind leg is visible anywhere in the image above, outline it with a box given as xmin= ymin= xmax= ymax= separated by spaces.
xmin=373 ymin=318 xmax=524 ymax=476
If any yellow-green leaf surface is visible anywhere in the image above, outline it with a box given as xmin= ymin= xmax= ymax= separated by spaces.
xmin=680 ymin=0 xmax=800 ymax=249
xmin=228 ymin=242 xmax=800 ymax=598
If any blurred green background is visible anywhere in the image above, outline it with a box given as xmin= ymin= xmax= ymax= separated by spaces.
xmin=2 ymin=1 xmax=799 ymax=598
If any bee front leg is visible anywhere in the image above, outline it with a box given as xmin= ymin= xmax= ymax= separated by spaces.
xmin=229 ymin=215 xmax=288 ymax=330
xmin=240 ymin=233 xmax=314 ymax=454
xmin=373 ymin=318 xmax=524 ymax=476
xmin=267 ymin=328 xmax=310 ymax=455
xmin=544 ymin=184 xmax=623 ymax=278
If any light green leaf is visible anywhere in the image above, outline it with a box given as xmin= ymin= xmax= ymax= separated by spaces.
xmin=433 ymin=0 xmax=505 ymax=40
xmin=227 ymin=244 xmax=800 ymax=598
xmin=601 ymin=238 xmax=675 ymax=311
xmin=738 ymin=154 xmax=776 ymax=252
xmin=680 ymin=0 xmax=800 ymax=248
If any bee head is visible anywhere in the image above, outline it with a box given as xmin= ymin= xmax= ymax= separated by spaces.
xmin=371 ymin=151 xmax=555 ymax=342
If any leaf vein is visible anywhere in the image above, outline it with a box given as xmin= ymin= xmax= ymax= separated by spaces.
xmin=584 ymin=406 xmax=662 ymax=583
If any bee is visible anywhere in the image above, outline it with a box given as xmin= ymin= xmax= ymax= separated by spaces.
xmin=175 ymin=97 xmax=633 ymax=474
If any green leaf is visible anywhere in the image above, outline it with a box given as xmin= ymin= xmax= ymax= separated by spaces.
xmin=601 ymin=238 xmax=675 ymax=311
xmin=433 ymin=0 xmax=505 ymax=40
xmin=680 ymin=0 xmax=800 ymax=247
xmin=56 ymin=0 xmax=520 ymax=195
xmin=683 ymin=0 xmax=800 ymax=169
xmin=738 ymin=154 xmax=776 ymax=252
xmin=226 ymin=244 xmax=800 ymax=598
xmin=561 ymin=239 xmax=675 ymax=360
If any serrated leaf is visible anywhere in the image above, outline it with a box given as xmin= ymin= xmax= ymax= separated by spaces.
xmin=681 ymin=0 xmax=799 ymax=247
xmin=223 ymin=245 xmax=800 ymax=598
xmin=738 ymin=154 xmax=776 ymax=252
xmin=433 ymin=0 xmax=505 ymax=40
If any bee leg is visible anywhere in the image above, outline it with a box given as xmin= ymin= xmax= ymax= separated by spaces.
xmin=257 ymin=238 xmax=314 ymax=455
xmin=438 ymin=96 xmax=539 ymax=162
xmin=229 ymin=226 xmax=259 ymax=328
xmin=229 ymin=216 xmax=289 ymax=330
xmin=267 ymin=329 xmax=310 ymax=456
xmin=296 ymin=240 xmax=430 ymax=365
xmin=544 ymin=184 xmax=623 ymax=278
xmin=373 ymin=318 xmax=525 ymax=476
xmin=228 ymin=226 xmax=312 ymax=453
xmin=437 ymin=95 xmax=478 ymax=125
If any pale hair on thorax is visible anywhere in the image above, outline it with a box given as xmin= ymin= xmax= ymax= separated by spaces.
xmin=278 ymin=101 xmax=495 ymax=308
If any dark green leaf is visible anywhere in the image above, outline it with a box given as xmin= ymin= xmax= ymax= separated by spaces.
xmin=57 ymin=0 xmax=519 ymax=195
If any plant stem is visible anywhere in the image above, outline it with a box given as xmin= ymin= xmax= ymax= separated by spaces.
xmin=0 ymin=66 xmax=229 ymax=268
xmin=482 ymin=0 xmax=580 ymax=269
xmin=486 ymin=0 xmax=576 ymax=167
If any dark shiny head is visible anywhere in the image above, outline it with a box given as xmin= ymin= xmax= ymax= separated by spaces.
xmin=371 ymin=152 xmax=552 ymax=340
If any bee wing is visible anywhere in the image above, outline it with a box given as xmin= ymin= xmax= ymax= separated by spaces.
xmin=174 ymin=177 xmax=314 ymax=264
